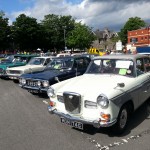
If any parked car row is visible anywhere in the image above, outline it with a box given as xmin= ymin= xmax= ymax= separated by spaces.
xmin=0 ymin=53 xmax=150 ymax=135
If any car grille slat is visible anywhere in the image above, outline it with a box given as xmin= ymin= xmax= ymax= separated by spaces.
xmin=26 ymin=80 xmax=38 ymax=87
xmin=8 ymin=70 xmax=21 ymax=74
xmin=63 ymin=92 xmax=81 ymax=114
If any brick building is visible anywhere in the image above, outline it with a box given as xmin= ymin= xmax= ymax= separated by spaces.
xmin=128 ymin=26 xmax=150 ymax=47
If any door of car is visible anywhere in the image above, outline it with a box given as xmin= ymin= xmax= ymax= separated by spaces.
xmin=136 ymin=58 xmax=150 ymax=106
xmin=59 ymin=57 xmax=90 ymax=81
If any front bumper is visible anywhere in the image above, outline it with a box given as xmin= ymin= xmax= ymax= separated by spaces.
xmin=48 ymin=106 xmax=117 ymax=128
xmin=7 ymin=75 xmax=20 ymax=80
xmin=20 ymin=84 xmax=48 ymax=93
xmin=0 ymin=73 xmax=9 ymax=78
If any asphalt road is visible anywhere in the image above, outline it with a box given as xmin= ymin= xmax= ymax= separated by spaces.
xmin=0 ymin=78 xmax=150 ymax=150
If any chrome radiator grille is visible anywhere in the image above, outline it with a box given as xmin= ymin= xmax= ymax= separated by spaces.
xmin=26 ymin=80 xmax=38 ymax=87
xmin=8 ymin=70 xmax=21 ymax=74
xmin=63 ymin=92 xmax=81 ymax=114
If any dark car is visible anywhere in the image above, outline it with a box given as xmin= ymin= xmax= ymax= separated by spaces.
xmin=19 ymin=56 xmax=91 ymax=94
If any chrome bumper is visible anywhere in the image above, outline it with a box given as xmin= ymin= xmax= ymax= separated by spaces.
xmin=48 ymin=106 xmax=117 ymax=128
xmin=20 ymin=84 xmax=48 ymax=93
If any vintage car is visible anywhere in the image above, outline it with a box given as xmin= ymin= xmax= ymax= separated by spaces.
xmin=0 ymin=54 xmax=37 ymax=78
xmin=19 ymin=56 xmax=91 ymax=94
xmin=5 ymin=56 xmax=54 ymax=82
xmin=47 ymin=54 xmax=150 ymax=134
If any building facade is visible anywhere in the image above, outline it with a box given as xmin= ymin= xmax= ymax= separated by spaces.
xmin=91 ymin=28 xmax=118 ymax=50
xmin=128 ymin=27 xmax=150 ymax=47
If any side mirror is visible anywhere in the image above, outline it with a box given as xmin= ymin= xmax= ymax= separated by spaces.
xmin=55 ymin=77 xmax=60 ymax=83
xmin=117 ymin=83 xmax=125 ymax=88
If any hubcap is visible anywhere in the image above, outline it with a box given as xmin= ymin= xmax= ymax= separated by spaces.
xmin=119 ymin=109 xmax=127 ymax=129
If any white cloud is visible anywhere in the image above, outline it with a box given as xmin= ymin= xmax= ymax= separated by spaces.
xmin=8 ymin=0 xmax=150 ymax=31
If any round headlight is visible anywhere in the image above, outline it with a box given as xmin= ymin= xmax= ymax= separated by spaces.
xmin=43 ymin=81 xmax=49 ymax=87
xmin=97 ymin=94 xmax=109 ymax=109
xmin=47 ymin=87 xmax=55 ymax=97
xmin=37 ymin=81 xmax=41 ymax=86
xmin=22 ymin=78 xmax=26 ymax=85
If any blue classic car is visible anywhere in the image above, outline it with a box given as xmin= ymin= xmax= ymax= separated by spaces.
xmin=19 ymin=56 xmax=91 ymax=94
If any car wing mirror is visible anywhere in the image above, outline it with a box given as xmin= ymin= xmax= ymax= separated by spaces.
xmin=117 ymin=83 xmax=125 ymax=88
xmin=55 ymin=77 xmax=60 ymax=83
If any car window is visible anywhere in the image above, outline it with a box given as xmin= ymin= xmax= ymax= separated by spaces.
xmin=74 ymin=58 xmax=85 ymax=69
xmin=87 ymin=59 xmax=134 ymax=77
xmin=136 ymin=58 xmax=145 ymax=76
xmin=144 ymin=57 xmax=150 ymax=72
xmin=27 ymin=58 xmax=42 ymax=65
xmin=44 ymin=58 xmax=51 ymax=66
xmin=45 ymin=58 xmax=74 ymax=70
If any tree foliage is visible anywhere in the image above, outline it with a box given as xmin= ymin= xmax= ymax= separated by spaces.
xmin=67 ymin=22 xmax=96 ymax=50
xmin=41 ymin=14 xmax=75 ymax=51
xmin=12 ymin=14 xmax=42 ymax=51
xmin=119 ymin=17 xmax=146 ymax=44
xmin=0 ymin=14 xmax=11 ymax=50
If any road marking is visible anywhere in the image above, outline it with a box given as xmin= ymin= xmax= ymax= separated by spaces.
xmin=81 ymin=128 xmax=150 ymax=150
xmin=43 ymin=100 xmax=49 ymax=105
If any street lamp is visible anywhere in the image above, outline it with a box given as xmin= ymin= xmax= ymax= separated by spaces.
xmin=63 ymin=26 xmax=67 ymax=50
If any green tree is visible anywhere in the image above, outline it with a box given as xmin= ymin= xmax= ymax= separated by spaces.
xmin=119 ymin=17 xmax=146 ymax=44
xmin=0 ymin=12 xmax=11 ymax=51
xmin=67 ymin=22 xmax=96 ymax=50
xmin=41 ymin=14 xmax=75 ymax=51
xmin=12 ymin=14 xmax=42 ymax=51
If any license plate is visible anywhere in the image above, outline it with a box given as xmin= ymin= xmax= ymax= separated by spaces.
xmin=60 ymin=117 xmax=83 ymax=130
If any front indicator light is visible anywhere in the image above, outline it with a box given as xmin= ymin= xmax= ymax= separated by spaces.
xmin=49 ymin=101 xmax=56 ymax=107
xmin=100 ymin=112 xmax=110 ymax=122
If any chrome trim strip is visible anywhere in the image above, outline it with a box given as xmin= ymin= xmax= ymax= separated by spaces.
xmin=48 ymin=106 xmax=117 ymax=128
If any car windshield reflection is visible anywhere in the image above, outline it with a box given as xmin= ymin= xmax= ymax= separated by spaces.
xmin=45 ymin=58 xmax=74 ymax=70
xmin=86 ymin=59 xmax=134 ymax=77
xmin=27 ymin=58 xmax=45 ymax=65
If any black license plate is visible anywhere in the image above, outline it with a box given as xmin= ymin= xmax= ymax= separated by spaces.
xmin=60 ymin=117 xmax=83 ymax=130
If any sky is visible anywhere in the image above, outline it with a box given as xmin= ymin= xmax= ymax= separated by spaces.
xmin=0 ymin=0 xmax=150 ymax=31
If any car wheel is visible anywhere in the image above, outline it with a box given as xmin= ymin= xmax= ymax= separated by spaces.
xmin=147 ymin=100 xmax=150 ymax=119
xmin=112 ymin=105 xmax=129 ymax=134
xmin=13 ymin=79 xmax=19 ymax=83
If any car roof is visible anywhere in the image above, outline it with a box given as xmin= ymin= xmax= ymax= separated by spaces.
xmin=14 ymin=54 xmax=38 ymax=57
xmin=33 ymin=56 xmax=56 ymax=59
xmin=52 ymin=55 xmax=90 ymax=60
xmin=93 ymin=54 xmax=149 ymax=60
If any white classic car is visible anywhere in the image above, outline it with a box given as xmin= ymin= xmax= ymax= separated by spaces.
xmin=47 ymin=54 xmax=150 ymax=134
xmin=6 ymin=56 xmax=55 ymax=82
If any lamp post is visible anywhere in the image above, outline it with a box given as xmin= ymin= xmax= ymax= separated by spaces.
xmin=63 ymin=26 xmax=67 ymax=50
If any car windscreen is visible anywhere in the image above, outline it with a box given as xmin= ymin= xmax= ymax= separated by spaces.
xmin=86 ymin=59 xmax=134 ymax=77
xmin=27 ymin=58 xmax=45 ymax=65
xmin=45 ymin=58 xmax=74 ymax=70
xmin=13 ymin=56 xmax=30 ymax=63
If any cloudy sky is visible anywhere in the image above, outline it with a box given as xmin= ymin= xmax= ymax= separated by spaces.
xmin=0 ymin=0 xmax=150 ymax=31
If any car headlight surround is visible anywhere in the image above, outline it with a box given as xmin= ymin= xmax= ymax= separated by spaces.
xmin=47 ymin=87 xmax=56 ymax=98
xmin=42 ymin=80 xmax=49 ymax=87
xmin=21 ymin=78 xmax=26 ymax=85
xmin=97 ymin=94 xmax=109 ymax=109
